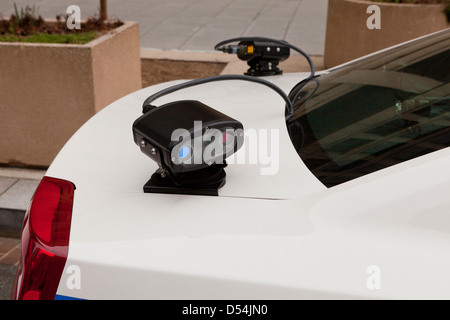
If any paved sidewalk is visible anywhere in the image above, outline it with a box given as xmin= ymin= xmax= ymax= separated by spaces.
xmin=0 ymin=0 xmax=328 ymax=55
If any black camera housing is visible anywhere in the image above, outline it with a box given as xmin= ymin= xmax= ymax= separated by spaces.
xmin=237 ymin=41 xmax=290 ymax=76
xmin=132 ymin=100 xmax=244 ymax=195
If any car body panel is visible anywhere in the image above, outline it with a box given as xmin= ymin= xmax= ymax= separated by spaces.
xmin=46 ymin=31 xmax=450 ymax=299
xmin=47 ymin=74 xmax=325 ymax=200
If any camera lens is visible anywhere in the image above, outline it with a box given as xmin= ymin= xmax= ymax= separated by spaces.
xmin=178 ymin=146 xmax=191 ymax=159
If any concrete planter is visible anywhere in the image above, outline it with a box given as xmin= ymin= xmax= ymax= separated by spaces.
xmin=0 ymin=21 xmax=142 ymax=167
xmin=324 ymin=0 xmax=449 ymax=68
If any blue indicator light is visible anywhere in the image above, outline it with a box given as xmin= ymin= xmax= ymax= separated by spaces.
xmin=179 ymin=146 xmax=190 ymax=159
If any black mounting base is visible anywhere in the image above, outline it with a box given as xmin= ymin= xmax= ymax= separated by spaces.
xmin=245 ymin=68 xmax=283 ymax=77
xmin=245 ymin=59 xmax=283 ymax=77
xmin=143 ymin=164 xmax=227 ymax=196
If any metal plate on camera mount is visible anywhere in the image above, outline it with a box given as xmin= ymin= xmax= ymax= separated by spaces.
xmin=143 ymin=163 xmax=227 ymax=196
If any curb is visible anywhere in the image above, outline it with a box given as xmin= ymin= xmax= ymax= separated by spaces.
xmin=140 ymin=48 xmax=325 ymax=75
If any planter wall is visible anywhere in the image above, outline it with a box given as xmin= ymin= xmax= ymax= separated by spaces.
xmin=324 ymin=0 xmax=449 ymax=68
xmin=0 ymin=21 xmax=142 ymax=167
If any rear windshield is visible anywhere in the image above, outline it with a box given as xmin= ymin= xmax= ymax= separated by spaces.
xmin=287 ymin=30 xmax=450 ymax=188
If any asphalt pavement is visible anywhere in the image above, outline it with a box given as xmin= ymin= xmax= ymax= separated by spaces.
xmin=0 ymin=264 xmax=16 ymax=300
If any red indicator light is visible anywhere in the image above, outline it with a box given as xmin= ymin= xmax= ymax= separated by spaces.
xmin=11 ymin=177 xmax=75 ymax=300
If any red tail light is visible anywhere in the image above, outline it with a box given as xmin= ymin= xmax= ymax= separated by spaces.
xmin=11 ymin=177 xmax=75 ymax=300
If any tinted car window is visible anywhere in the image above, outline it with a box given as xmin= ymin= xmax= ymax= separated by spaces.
xmin=287 ymin=30 xmax=450 ymax=187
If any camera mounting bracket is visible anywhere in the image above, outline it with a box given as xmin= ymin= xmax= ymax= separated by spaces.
xmin=143 ymin=163 xmax=227 ymax=196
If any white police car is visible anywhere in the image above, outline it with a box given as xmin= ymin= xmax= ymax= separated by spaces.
xmin=11 ymin=29 xmax=450 ymax=300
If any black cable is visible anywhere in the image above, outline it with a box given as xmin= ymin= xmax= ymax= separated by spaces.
xmin=142 ymin=74 xmax=294 ymax=121
xmin=214 ymin=36 xmax=315 ymax=81
xmin=142 ymin=37 xmax=315 ymax=122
